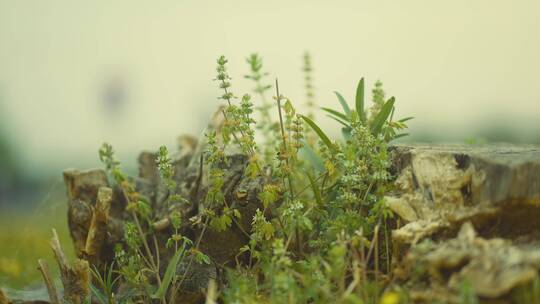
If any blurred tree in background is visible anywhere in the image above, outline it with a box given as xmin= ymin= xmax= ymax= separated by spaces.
xmin=0 ymin=105 xmax=22 ymax=205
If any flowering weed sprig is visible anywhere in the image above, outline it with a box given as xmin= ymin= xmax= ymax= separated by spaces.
xmin=303 ymin=52 xmax=316 ymax=119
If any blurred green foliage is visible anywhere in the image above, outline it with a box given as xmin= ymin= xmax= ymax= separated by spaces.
xmin=0 ymin=204 xmax=73 ymax=289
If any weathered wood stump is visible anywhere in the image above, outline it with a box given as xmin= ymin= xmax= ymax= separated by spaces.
xmin=61 ymin=110 xmax=265 ymax=303
xmin=387 ymin=143 xmax=540 ymax=243
xmin=387 ymin=144 xmax=540 ymax=302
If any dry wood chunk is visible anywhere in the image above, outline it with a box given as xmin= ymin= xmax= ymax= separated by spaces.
xmin=84 ymin=187 xmax=113 ymax=261
xmin=389 ymin=144 xmax=540 ymax=244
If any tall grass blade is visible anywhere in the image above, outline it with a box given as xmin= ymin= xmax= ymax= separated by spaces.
xmin=301 ymin=115 xmax=336 ymax=153
xmin=355 ymin=78 xmax=365 ymax=121
xmin=398 ymin=116 xmax=414 ymax=123
xmin=333 ymin=91 xmax=351 ymax=116
xmin=326 ymin=115 xmax=350 ymax=128
xmin=321 ymin=107 xmax=350 ymax=122
xmin=370 ymin=97 xmax=395 ymax=136
xmin=152 ymin=247 xmax=185 ymax=299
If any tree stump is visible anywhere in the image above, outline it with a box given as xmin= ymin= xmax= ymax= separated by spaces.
xmin=7 ymin=136 xmax=540 ymax=303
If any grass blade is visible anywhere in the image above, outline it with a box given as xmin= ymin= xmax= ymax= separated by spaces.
xmin=394 ymin=133 xmax=409 ymax=139
xmin=326 ymin=115 xmax=350 ymax=128
xmin=301 ymin=115 xmax=336 ymax=153
xmin=152 ymin=247 xmax=185 ymax=299
xmin=321 ymin=107 xmax=350 ymax=122
xmin=370 ymin=97 xmax=395 ymax=136
xmin=333 ymin=91 xmax=351 ymax=116
xmin=89 ymin=284 xmax=107 ymax=304
xmin=355 ymin=78 xmax=365 ymax=121
xmin=398 ymin=116 xmax=414 ymax=123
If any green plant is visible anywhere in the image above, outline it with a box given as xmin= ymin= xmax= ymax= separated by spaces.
xmin=93 ymin=54 xmax=413 ymax=303
xmin=220 ymin=57 xmax=411 ymax=303
xmin=245 ymin=53 xmax=273 ymax=127
xmin=245 ymin=53 xmax=279 ymax=163
xmin=320 ymin=78 xmax=412 ymax=142
xmin=459 ymin=279 xmax=479 ymax=304
xmin=99 ymin=143 xmax=164 ymax=303
xmin=90 ymin=263 xmax=120 ymax=304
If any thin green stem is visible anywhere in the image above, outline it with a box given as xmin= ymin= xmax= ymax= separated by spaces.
xmin=275 ymin=79 xmax=295 ymax=199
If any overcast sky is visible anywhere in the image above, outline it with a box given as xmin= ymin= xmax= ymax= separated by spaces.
xmin=1 ymin=0 xmax=539 ymax=174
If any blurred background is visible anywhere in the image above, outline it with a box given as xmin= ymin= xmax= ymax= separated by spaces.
xmin=0 ymin=0 xmax=539 ymax=288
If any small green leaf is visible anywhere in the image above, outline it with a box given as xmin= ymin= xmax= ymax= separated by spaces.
xmin=193 ymin=250 xmax=211 ymax=264
xmin=333 ymin=91 xmax=351 ymax=116
xmin=321 ymin=107 xmax=350 ymax=122
xmin=394 ymin=133 xmax=409 ymax=139
xmin=300 ymin=115 xmax=336 ymax=153
xmin=258 ymin=184 xmax=280 ymax=208
xmin=284 ymin=99 xmax=294 ymax=114
xmin=398 ymin=116 xmax=414 ymax=123
xmin=239 ymin=245 xmax=250 ymax=253
xmin=355 ymin=78 xmax=365 ymax=121
xmin=370 ymin=97 xmax=395 ymax=136
xmin=152 ymin=247 xmax=184 ymax=299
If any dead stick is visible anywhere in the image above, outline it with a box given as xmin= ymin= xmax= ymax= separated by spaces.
xmin=51 ymin=228 xmax=69 ymax=276
xmin=0 ymin=288 xmax=9 ymax=304
xmin=38 ymin=259 xmax=61 ymax=304
xmin=51 ymin=228 xmax=90 ymax=304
